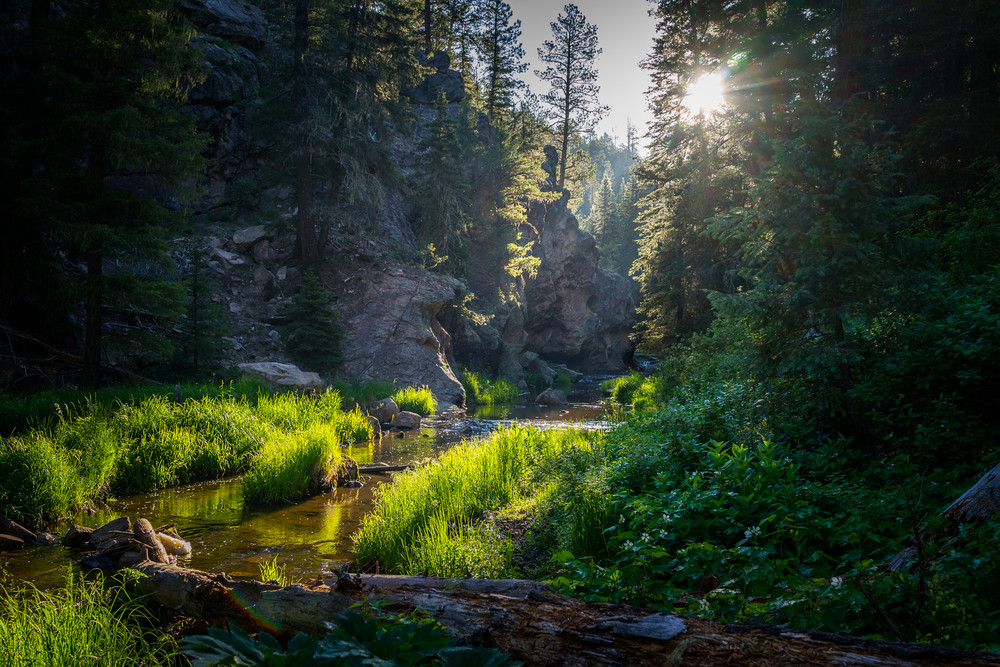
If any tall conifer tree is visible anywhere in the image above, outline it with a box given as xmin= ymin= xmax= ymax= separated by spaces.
xmin=535 ymin=3 xmax=608 ymax=189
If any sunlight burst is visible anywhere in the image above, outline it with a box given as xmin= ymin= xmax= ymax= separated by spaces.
xmin=681 ymin=73 xmax=725 ymax=116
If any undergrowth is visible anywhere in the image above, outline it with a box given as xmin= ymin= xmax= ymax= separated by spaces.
xmin=391 ymin=385 xmax=437 ymax=416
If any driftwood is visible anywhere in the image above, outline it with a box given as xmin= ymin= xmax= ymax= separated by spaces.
xmin=125 ymin=561 xmax=1000 ymax=666
xmin=357 ymin=463 xmax=414 ymax=475
xmin=133 ymin=518 xmax=169 ymax=564
xmin=889 ymin=460 xmax=1000 ymax=571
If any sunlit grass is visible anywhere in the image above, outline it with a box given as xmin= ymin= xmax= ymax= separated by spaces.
xmin=258 ymin=555 xmax=293 ymax=587
xmin=351 ymin=425 xmax=594 ymax=575
xmin=0 ymin=573 xmax=176 ymax=667
xmin=461 ymin=370 xmax=519 ymax=406
xmin=242 ymin=423 xmax=345 ymax=505
xmin=0 ymin=386 xmax=374 ymax=525
xmin=391 ymin=385 xmax=436 ymax=416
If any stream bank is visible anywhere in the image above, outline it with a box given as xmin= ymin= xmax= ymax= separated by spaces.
xmin=0 ymin=376 xmax=613 ymax=590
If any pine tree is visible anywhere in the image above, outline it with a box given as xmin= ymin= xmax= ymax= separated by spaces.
xmin=283 ymin=271 xmax=344 ymax=375
xmin=535 ymin=3 xmax=608 ymax=189
xmin=173 ymin=249 xmax=231 ymax=377
xmin=1 ymin=0 xmax=207 ymax=384
xmin=473 ymin=0 xmax=527 ymax=122
xmin=412 ymin=92 xmax=472 ymax=273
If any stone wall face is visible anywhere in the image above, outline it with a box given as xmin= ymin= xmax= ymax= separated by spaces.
xmin=523 ymin=196 xmax=636 ymax=371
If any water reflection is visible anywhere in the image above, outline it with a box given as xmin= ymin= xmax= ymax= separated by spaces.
xmin=2 ymin=378 xmax=612 ymax=587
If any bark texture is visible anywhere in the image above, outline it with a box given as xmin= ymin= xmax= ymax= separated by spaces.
xmin=125 ymin=562 xmax=1000 ymax=666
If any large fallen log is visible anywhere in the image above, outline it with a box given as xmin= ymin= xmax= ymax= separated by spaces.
xmin=126 ymin=561 xmax=1000 ymax=666
xmin=889 ymin=459 xmax=1000 ymax=571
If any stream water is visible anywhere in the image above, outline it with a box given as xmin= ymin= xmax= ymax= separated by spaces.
xmin=1 ymin=377 xmax=614 ymax=590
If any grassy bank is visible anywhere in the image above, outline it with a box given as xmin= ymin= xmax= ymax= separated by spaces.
xmin=0 ymin=574 xmax=176 ymax=667
xmin=350 ymin=362 xmax=1000 ymax=652
xmin=460 ymin=370 xmax=519 ymax=406
xmin=0 ymin=384 xmax=376 ymax=525
xmin=352 ymin=425 xmax=597 ymax=578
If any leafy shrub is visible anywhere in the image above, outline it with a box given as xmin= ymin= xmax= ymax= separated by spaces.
xmin=182 ymin=608 xmax=519 ymax=666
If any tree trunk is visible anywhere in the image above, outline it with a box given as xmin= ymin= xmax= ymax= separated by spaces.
xmin=83 ymin=240 xmax=103 ymax=386
xmin=126 ymin=562 xmax=1000 ymax=666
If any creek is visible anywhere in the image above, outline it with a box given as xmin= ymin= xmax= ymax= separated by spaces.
xmin=1 ymin=377 xmax=614 ymax=590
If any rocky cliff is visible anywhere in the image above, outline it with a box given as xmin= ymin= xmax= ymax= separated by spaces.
xmin=523 ymin=194 xmax=636 ymax=371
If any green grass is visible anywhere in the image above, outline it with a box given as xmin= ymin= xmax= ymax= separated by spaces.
xmin=258 ymin=556 xmax=293 ymax=587
xmin=0 ymin=386 xmax=374 ymax=526
xmin=0 ymin=573 xmax=176 ymax=667
xmin=460 ymin=370 xmax=519 ymax=406
xmin=391 ymin=385 xmax=436 ymax=416
xmin=351 ymin=425 xmax=594 ymax=576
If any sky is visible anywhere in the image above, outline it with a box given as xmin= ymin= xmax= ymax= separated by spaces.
xmin=507 ymin=0 xmax=658 ymax=150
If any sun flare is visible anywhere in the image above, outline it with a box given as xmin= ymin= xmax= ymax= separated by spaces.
xmin=681 ymin=73 xmax=725 ymax=116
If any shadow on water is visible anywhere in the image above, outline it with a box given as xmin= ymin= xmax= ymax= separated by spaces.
xmin=2 ymin=376 xmax=614 ymax=588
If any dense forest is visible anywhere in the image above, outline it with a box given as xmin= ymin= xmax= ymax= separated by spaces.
xmin=1 ymin=0 xmax=1000 ymax=664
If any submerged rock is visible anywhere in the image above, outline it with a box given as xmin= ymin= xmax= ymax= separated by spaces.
xmin=534 ymin=388 xmax=568 ymax=406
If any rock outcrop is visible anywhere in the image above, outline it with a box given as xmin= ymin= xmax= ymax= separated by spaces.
xmin=337 ymin=265 xmax=466 ymax=406
xmin=180 ymin=0 xmax=267 ymax=210
xmin=405 ymin=50 xmax=465 ymax=105
xmin=524 ymin=195 xmax=636 ymax=371
xmin=238 ymin=362 xmax=324 ymax=392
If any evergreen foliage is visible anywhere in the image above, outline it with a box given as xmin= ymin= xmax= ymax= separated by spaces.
xmin=282 ymin=271 xmax=343 ymax=375
xmin=536 ymin=3 xmax=609 ymax=189
xmin=0 ymin=0 xmax=208 ymax=383
xmin=172 ymin=248 xmax=231 ymax=378
xmin=473 ymin=0 xmax=528 ymax=122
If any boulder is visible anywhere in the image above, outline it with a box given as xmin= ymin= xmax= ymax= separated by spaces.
xmin=64 ymin=524 xmax=95 ymax=548
xmin=233 ymin=224 xmax=269 ymax=248
xmin=238 ymin=362 xmax=324 ymax=393
xmin=520 ymin=351 xmax=557 ymax=386
xmin=367 ymin=415 xmax=382 ymax=439
xmin=338 ymin=265 xmax=465 ymax=406
xmin=211 ymin=247 xmax=246 ymax=270
xmin=534 ymin=388 xmax=568 ymax=406
xmin=374 ymin=398 xmax=400 ymax=424
xmin=391 ymin=411 xmax=422 ymax=430
xmin=253 ymin=239 xmax=278 ymax=265
xmin=33 ymin=532 xmax=57 ymax=546
xmin=524 ymin=196 xmax=636 ymax=371
xmin=0 ymin=515 xmax=36 ymax=543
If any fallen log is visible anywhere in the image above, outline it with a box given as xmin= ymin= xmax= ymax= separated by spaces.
xmin=125 ymin=561 xmax=1000 ymax=666
xmin=357 ymin=463 xmax=413 ymax=475
xmin=889 ymin=460 xmax=1000 ymax=571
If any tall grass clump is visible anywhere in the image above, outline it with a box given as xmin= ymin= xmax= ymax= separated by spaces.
xmin=0 ymin=384 xmax=377 ymax=526
xmin=602 ymin=373 xmax=645 ymax=404
xmin=243 ymin=422 xmax=345 ymax=505
xmin=352 ymin=426 xmax=587 ymax=574
xmin=391 ymin=385 xmax=436 ymax=416
xmin=461 ymin=370 xmax=519 ymax=406
xmin=0 ymin=574 xmax=176 ymax=667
